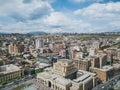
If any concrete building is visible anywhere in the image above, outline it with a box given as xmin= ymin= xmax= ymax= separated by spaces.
xmin=98 ymin=54 xmax=107 ymax=69
xmin=90 ymin=65 xmax=114 ymax=82
xmin=0 ymin=64 xmax=24 ymax=83
xmin=35 ymin=38 xmax=44 ymax=49
xmin=37 ymin=72 xmax=72 ymax=90
xmin=70 ymin=70 xmax=97 ymax=90
xmin=117 ymin=49 xmax=120 ymax=59
xmin=59 ymin=49 xmax=66 ymax=58
xmin=89 ymin=54 xmax=107 ymax=69
xmin=74 ymin=52 xmax=84 ymax=59
xmin=88 ymin=56 xmax=100 ymax=68
xmin=53 ymin=59 xmax=77 ymax=79
xmin=92 ymin=41 xmax=100 ymax=49
xmin=37 ymin=59 xmax=97 ymax=90
xmin=8 ymin=43 xmax=24 ymax=55
xmin=89 ymin=48 xmax=97 ymax=56
xmin=73 ymin=59 xmax=91 ymax=71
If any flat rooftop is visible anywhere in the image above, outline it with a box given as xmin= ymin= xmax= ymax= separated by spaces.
xmin=74 ymin=74 xmax=90 ymax=83
xmin=91 ymin=65 xmax=113 ymax=71
xmin=58 ymin=59 xmax=71 ymax=61
xmin=78 ymin=70 xmax=96 ymax=76
xmin=73 ymin=70 xmax=96 ymax=83
xmin=0 ymin=64 xmax=20 ymax=74
xmin=38 ymin=72 xmax=71 ymax=85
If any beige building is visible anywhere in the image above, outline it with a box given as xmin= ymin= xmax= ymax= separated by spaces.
xmin=8 ymin=43 xmax=24 ymax=55
xmin=90 ymin=65 xmax=114 ymax=82
xmin=98 ymin=54 xmax=107 ymax=69
xmin=89 ymin=54 xmax=107 ymax=69
xmin=88 ymin=56 xmax=100 ymax=68
xmin=117 ymin=49 xmax=120 ymax=59
xmin=37 ymin=72 xmax=72 ymax=90
xmin=89 ymin=48 xmax=97 ymax=56
xmin=37 ymin=59 xmax=97 ymax=90
xmin=74 ymin=52 xmax=84 ymax=59
xmin=0 ymin=64 xmax=24 ymax=83
xmin=73 ymin=59 xmax=91 ymax=71
xmin=53 ymin=59 xmax=77 ymax=79
xmin=70 ymin=70 xmax=97 ymax=90
xmin=37 ymin=69 xmax=97 ymax=90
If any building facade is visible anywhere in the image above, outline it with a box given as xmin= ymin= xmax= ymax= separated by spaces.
xmin=0 ymin=64 xmax=24 ymax=83
xmin=53 ymin=59 xmax=77 ymax=79
xmin=37 ymin=59 xmax=97 ymax=90
xmin=8 ymin=43 xmax=24 ymax=55
xmin=35 ymin=38 xmax=44 ymax=49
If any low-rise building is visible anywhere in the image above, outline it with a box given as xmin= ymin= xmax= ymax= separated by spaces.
xmin=0 ymin=64 xmax=24 ymax=83
xmin=70 ymin=70 xmax=97 ymax=90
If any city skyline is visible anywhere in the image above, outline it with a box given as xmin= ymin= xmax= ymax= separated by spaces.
xmin=0 ymin=0 xmax=120 ymax=33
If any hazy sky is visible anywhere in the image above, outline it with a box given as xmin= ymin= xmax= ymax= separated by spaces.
xmin=0 ymin=0 xmax=120 ymax=33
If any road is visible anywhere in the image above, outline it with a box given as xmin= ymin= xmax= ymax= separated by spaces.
xmin=0 ymin=75 xmax=35 ymax=90
xmin=0 ymin=75 xmax=51 ymax=90
xmin=92 ymin=74 xmax=120 ymax=90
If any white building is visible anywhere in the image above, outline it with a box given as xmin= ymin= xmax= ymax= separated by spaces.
xmin=35 ymin=38 xmax=44 ymax=49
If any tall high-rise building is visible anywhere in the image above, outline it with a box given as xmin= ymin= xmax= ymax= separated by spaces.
xmin=35 ymin=38 xmax=44 ymax=49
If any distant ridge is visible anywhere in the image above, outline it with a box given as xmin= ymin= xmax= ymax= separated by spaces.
xmin=0 ymin=32 xmax=9 ymax=34
xmin=27 ymin=31 xmax=48 ymax=35
xmin=0 ymin=31 xmax=119 ymax=35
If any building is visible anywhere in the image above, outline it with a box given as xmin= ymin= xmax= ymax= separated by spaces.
xmin=89 ymin=48 xmax=97 ymax=56
xmin=35 ymin=38 xmax=44 ymax=49
xmin=90 ymin=65 xmax=114 ymax=82
xmin=70 ymin=70 xmax=97 ymax=90
xmin=73 ymin=59 xmax=91 ymax=71
xmin=88 ymin=56 xmax=100 ymax=68
xmin=37 ymin=69 xmax=97 ymax=90
xmin=0 ymin=64 xmax=24 ymax=83
xmin=37 ymin=59 xmax=97 ymax=90
xmin=92 ymin=41 xmax=100 ymax=49
xmin=37 ymin=72 xmax=72 ymax=90
xmin=53 ymin=59 xmax=77 ymax=79
xmin=74 ymin=52 xmax=84 ymax=59
xmin=89 ymin=54 xmax=107 ymax=69
xmin=8 ymin=43 xmax=24 ymax=55
xmin=117 ymin=49 xmax=120 ymax=59
xmin=0 ymin=58 xmax=6 ymax=66
xmin=98 ymin=54 xmax=107 ymax=69
xmin=59 ymin=49 xmax=66 ymax=58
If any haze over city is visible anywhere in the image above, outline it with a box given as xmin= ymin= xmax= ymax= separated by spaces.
xmin=0 ymin=0 xmax=120 ymax=33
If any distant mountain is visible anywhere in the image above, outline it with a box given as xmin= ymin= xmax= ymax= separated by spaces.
xmin=0 ymin=32 xmax=9 ymax=34
xmin=27 ymin=31 xmax=48 ymax=35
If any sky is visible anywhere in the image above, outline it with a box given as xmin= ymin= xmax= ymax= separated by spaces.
xmin=0 ymin=0 xmax=120 ymax=33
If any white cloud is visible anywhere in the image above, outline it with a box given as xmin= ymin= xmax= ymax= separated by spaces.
xmin=74 ymin=2 xmax=120 ymax=20
xmin=0 ymin=0 xmax=54 ymax=21
xmin=0 ymin=1 xmax=120 ymax=33
xmin=70 ymin=0 xmax=85 ymax=3
xmin=42 ymin=12 xmax=69 ymax=26
xmin=70 ymin=0 xmax=103 ymax=3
